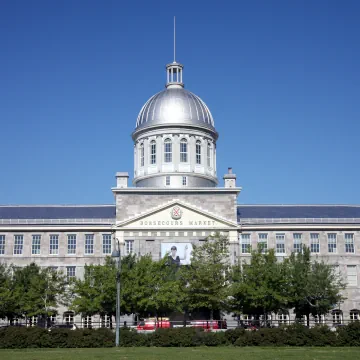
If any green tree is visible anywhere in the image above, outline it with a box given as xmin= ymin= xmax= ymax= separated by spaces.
xmin=180 ymin=233 xmax=230 ymax=321
xmin=13 ymin=264 xmax=67 ymax=327
xmin=230 ymin=247 xmax=289 ymax=325
xmin=286 ymin=246 xmax=346 ymax=326
xmin=126 ymin=255 xmax=183 ymax=318
xmin=0 ymin=264 xmax=21 ymax=322
xmin=71 ymin=256 xmax=137 ymax=322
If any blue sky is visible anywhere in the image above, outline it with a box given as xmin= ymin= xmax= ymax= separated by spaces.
xmin=0 ymin=0 xmax=359 ymax=205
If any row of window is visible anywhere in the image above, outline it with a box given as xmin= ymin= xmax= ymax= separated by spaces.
xmin=0 ymin=234 xmax=112 ymax=256
xmin=240 ymin=233 xmax=356 ymax=254
xmin=241 ymin=310 xmax=360 ymax=325
xmin=9 ymin=313 xmax=112 ymax=329
xmin=139 ymin=139 xmax=213 ymax=167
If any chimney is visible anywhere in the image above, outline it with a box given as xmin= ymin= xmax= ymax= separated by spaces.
xmin=223 ymin=167 xmax=236 ymax=188
xmin=115 ymin=172 xmax=129 ymax=188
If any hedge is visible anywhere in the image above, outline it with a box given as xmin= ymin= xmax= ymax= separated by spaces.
xmin=1 ymin=322 xmax=360 ymax=348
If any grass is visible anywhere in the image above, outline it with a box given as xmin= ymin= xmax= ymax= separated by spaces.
xmin=1 ymin=348 xmax=360 ymax=360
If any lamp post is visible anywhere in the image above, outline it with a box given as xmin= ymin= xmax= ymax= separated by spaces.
xmin=111 ymin=237 xmax=121 ymax=347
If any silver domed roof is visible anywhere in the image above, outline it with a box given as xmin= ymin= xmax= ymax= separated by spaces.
xmin=135 ymin=87 xmax=215 ymax=131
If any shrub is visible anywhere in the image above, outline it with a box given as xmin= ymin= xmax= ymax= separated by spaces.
xmin=225 ymin=328 xmax=246 ymax=344
xmin=337 ymin=321 xmax=360 ymax=346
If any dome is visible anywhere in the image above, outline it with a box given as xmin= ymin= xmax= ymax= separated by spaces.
xmin=135 ymin=87 xmax=215 ymax=131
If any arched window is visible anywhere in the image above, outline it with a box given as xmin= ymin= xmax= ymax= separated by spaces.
xmin=140 ymin=143 xmax=144 ymax=167
xmin=150 ymin=140 xmax=156 ymax=164
xmin=207 ymin=142 xmax=211 ymax=167
xmin=180 ymin=138 xmax=188 ymax=162
xmin=196 ymin=140 xmax=201 ymax=164
xmin=164 ymin=139 xmax=172 ymax=163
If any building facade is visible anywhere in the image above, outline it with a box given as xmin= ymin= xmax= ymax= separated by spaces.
xmin=1 ymin=57 xmax=360 ymax=327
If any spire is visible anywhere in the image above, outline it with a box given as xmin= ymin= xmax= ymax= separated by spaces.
xmin=174 ymin=16 xmax=176 ymax=62
xmin=166 ymin=16 xmax=184 ymax=88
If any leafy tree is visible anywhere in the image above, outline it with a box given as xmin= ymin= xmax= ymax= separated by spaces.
xmin=0 ymin=264 xmax=21 ymax=322
xmin=125 ymin=255 xmax=183 ymax=318
xmin=230 ymin=247 xmax=289 ymax=324
xmin=71 ymin=254 xmax=182 ymax=321
xmin=286 ymin=246 xmax=346 ymax=326
xmin=13 ymin=264 xmax=67 ymax=327
xmin=71 ymin=256 xmax=137 ymax=321
xmin=180 ymin=233 xmax=230 ymax=321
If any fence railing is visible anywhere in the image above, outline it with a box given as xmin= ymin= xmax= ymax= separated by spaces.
xmin=1 ymin=319 xmax=358 ymax=330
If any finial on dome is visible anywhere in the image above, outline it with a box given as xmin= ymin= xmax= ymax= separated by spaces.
xmin=166 ymin=16 xmax=184 ymax=88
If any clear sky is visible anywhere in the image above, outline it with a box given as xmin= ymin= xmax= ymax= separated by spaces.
xmin=0 ymin=0 xmax=359 ymax=205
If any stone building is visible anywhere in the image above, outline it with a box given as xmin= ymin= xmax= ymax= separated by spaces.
xmin=1 ymin=56 xmax=360 ymax=327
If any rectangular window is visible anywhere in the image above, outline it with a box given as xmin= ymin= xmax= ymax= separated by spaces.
xmin=207 ymin=144 xmax=211 ymax=167
xmin=258 ymin=233 xmax=268 ymax=253
xmin=310 ymin=233 xmax=320 ymax=253
xmin=165 ymin=176 xmax=170 ymax=186
xmin=180 ymin=141 xmax=188 ymax=162
xmin=0 ymin=235 xmax=5 ymax=255
xmin=102 ymin=234 xmax=112 ymax=254
xmin=66 ymin=266 xmax=76 ymax=281
xmin=196 ymin=142 xmax=201 ymax=164
xmin=67 ymin=234 xmax=77 ymax=254
xmin=328 ymin=233 xmax=337 ymax=253
xmin=150 ymin=141 xmax=156 ymax=164
xmin=241 ymin=234 xmax=251 ymax=254
xmin=64 ymin=312 xmax=74 ymax=325
xmin=347 ymin=265 xmax=357 ymax=286
xmin=13 ymin=235 xmax=23 ymax=255
xmin=345 ymin=233 xmax=354 ymax=253
xmin=293 ymin=233 xmax=302 ymax=253
xmin=85 ymin=234 xmax=94 ymax=255
xmin=32 ymin=235 xmax=41 ymax=255
xmin=83 ymin=316 xmax=92 ymax=329
xmin=350 ymin=311 xmax=359 ymax=321
xmin=125 ymin=240 xmax=134 ymax=255
xmin=49 ymin=235 xmax=59 ymax=255
xmin=164 ymin=141 xmax=172 ymax=163
xmin=140 ymin=144 xmax=144 ymax=167
xmin=100 ymin=314 xmax=112 ymax=328
xmin=182 ymin=176 xmax=187 ymax=186
xmin=278 ymin=313 xmax=289 ymax=324
xmin=276 ymin=234 xmax=285 ymax=254
xmin=332 ymin=311 xmax=342 ymax=324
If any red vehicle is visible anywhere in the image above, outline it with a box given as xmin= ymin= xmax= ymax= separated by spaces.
xmin=189 ymin=320 xmax=220 ymax=330
xmin=136 ymin=318 xmax=171 ymax=331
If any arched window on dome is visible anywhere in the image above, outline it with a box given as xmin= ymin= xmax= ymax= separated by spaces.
xmin=140 ymin=143 xmax=144 ymax=167
xmin=180 ymin=138 xmax=188 ymax=163
xmin=207 ymin=142 xmax=211 ymax=168
xmin=150 ymin=140 xmax=156 ymax=165
xmin=164 ymin=138 xmax=172 ymax=163
xmin=196 ymin=140 xmax=201 ymax=165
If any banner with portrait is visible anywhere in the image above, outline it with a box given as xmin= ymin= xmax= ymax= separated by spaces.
xmin=161 ymin=242 xmax=193 ymax=266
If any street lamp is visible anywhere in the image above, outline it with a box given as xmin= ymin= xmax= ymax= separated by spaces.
xmin=111 ymin=237 xmax=121 ymax=347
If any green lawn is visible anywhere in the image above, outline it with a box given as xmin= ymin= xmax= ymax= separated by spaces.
xmin=1 ymin=348 xmax=360 ymax=360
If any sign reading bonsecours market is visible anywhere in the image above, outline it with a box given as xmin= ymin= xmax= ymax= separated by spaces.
xmin=127 ymin=206 xmax=228 ymax=228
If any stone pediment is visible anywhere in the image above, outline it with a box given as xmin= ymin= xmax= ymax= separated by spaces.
xmin=117 ymin=200 xmax=238 ymax=230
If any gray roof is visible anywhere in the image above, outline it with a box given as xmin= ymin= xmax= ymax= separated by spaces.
xmin=237 ymin=205 xmax=360 ymax=224
xmin=0 ymin=205 xmax=116 ymax=220
xmin=1 ymin=204 xmax=360 ymax=225
xmin=135 ymin=87 xmax=215 ymax=131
